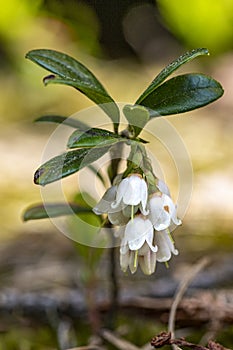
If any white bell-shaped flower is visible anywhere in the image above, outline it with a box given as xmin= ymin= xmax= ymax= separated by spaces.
xmin=93 ymin=184 xmax=141 ymax=225
xmin=148 ymin=193 xmax=181 ymax=231
xmin=111 ymin=174 xmax=149 ymax=215
xmin=120 ymin=216 xmax=158 ymax=254
xmin=155 ymin=229 xmax=178 ymax=262
xmin=120 ymin=243 xmax=157 ymax=275
xmin=93 ymin=186 xmax=117 ymax=215
xmin=119 ymin=215 xmax=158 ymax=274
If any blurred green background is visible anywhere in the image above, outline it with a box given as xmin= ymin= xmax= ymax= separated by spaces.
xmin=0 ymin=0 xmax=233 ymax=348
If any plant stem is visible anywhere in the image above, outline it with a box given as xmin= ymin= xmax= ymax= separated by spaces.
xmin=106 ymin=142 xmax=124 ymax=328
xmin=107 ymin=241 xmax=119 ymax=329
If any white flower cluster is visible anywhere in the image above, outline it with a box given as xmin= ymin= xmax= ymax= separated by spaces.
xmin=93 ymin=174 xmax=181 ymax=275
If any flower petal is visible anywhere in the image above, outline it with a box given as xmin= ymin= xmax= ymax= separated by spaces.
xmin=111 ymin=179 xmax=128 ymax=209
xmin=93 ymin=186 xmax=117 ymax=214
xmin=157 ymin=179 xmax=171 ymax=196
xmin=120 ymin=250 xmax=130 ymax=272
xmin=162 ymin=194 xmax=182 ymax=226
xmin=155 ymin=230 xmax=178 ymax=262
xmin=139 ymin=178 xmax=149 ymax=214
xmin=139 ymin=249 xmax=157 ymax=275
xmin=164 ymin=230 xmax=179 ymax=256
xmin=149 ymin=196 xmax=171 ymax=230
xmin=125 ymin=217 xmax=153 ymax=251
xmin=139 ymin=203 xmax=149 ymax=216
xmin=145 ymin=226 xmax=158 ymax=253
xmin=120 ymin=233 xmax=129 ymax=255
xmin=123 ymin=175 xmax=144 ymax=206
xmin=155 ymin=231 xmax=172 ymax=262
xmin=111 ymin=174 xmax=149 ymax=215
xmin=108 ymin=210 xmax=129 ymax=225
xmin=125 ymin=220 xmax=145 ymax=250
xmin=129 ymin=251 xmax=138 ymax=274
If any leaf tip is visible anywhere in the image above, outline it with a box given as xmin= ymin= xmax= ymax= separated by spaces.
xmin=22 ymin=207 xmax=34 ymax=222
xmin=25 ymin=51 xmax=31 ymax=60
xmin=34 ymin=168 xmax=45 ymax=185
xmin=25 ymin=50 xmax=37 ymax=61
xmin=193 ymin=47 xmax=209 ymax=56
xmin=22 ymin=213 xmax=28 ymax=222
xmin=43 ymin=74 xmax=56 ymax=86
xmin=202 ymin=47 xmax=209 ymax=55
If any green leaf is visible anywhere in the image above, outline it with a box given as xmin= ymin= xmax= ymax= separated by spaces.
xmin=34 ymin=146 xmax=110 ymax=186
xmin=23 ymin=202 xmax=92 ymax=221
xmin=123 ymin=104 xmax=150 ymax=137
xmin=136 ymin=48 xmax=209 ymax=104
xmin=138 ymin=73 xmax=224 ymax=116
xmin=35 ymin=115 xmax=90 ymax=130
xmin=67 ymin=127 xmax=126 ymax=148
xmin=26 ymin=49 xmax=120 ymax=129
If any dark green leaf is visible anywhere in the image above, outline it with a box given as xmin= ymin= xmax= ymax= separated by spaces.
xmin=67 ymin=128 xmax=125 ymax=148
xmin=34 ymin=146 xmax=110 ymax=186
xmin=138 ymin=73 xmax=224 ymax=116
xmin=123 ymin=104 xmax=150 ymax=137
xmin=35 ymin=115 xmax=90 ymax=130
xmin=26 ymin=49 xmax=120 ymax=128
xmin=136 ymin=48 xmax=209 ymax=104
xmin=23 ymin=202 xmax=92 ymax=221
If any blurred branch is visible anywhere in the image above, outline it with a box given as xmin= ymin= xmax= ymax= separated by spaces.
xmin=0 ymin=287 xmax=233 ymax=328
xmin=100 ymin=329 xmax=140 ymax=350
xmin=106 ymin=244 xmax=119 ymax=329
xmin=168 ymin=257 xmax=210 ymax=350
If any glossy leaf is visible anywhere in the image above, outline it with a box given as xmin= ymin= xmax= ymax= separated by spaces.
xmin=139 ymin=73 xmax=224 ymax=116
xmin=123 ymin=104 xmax=150 ymax=137
xmin=23 ymin=202 xmax=92 ymax=221
xmin=67 ymin=128 xmax=125 ymax=148
xmin=35 ymin=115 xmax=90 ymax=130
xmin=136 ymin=48 xmax=209 ymax=104
xmin=26 ymin=49 xmax=120 ymax=129
xmin=34 ymin=146 xmax=110 ymax=186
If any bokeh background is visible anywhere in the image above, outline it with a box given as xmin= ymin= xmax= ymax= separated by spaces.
xmin=0 ymin=0 xmax=233 ymax=348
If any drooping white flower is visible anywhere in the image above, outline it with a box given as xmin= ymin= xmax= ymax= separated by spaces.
xmin=148 ymin=193 xmax=181 ymax=231
xmin=120 ymin=244 xmax=157 ymax=275
xmin=155 ymin=229 xmax=178 ymax=262
xmin=119 ymin=215 xmax=158 ymax=274
xmin=120 ymin=216 xmax=157 ymax=254
xmin=93 ymin=186 xmax=117 ymax=215
xmin=93 ymin=175 xmax=180 ymax=275
xmin=93 ymin=185 xmax=138 ymax=225
xmin=111 ymin=174 xmax=149 ymax=215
